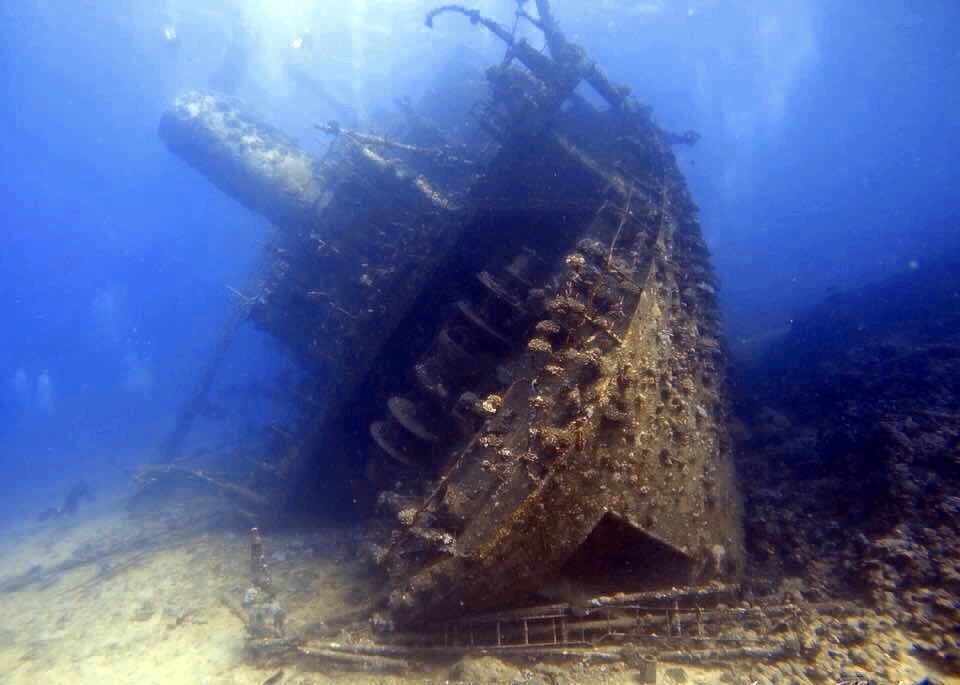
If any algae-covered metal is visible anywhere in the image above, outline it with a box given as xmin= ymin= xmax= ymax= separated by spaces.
xmin=159 ymin=0 xmax=744 ymax=628
xmin=159 ymin=89 xmax=465 ymax=438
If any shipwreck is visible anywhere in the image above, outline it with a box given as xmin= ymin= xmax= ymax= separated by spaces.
xmin=156 ymin=0 xmax=745 ymax=635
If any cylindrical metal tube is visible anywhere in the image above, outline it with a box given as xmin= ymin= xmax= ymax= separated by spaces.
xmin=158 ymin=90 xmax=329 ymax=228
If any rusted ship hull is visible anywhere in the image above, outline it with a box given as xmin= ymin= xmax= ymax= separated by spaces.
xmin=374 ymin=94 xmax=743 ymax=625
xmin=158 ymin=0 xmax=744 ymax=628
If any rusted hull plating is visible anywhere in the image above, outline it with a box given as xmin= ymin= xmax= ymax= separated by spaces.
xmin=376 ymin=98 xmax=743 ymax=625
xmin=158 ymin=1 xmax=745 ymax=629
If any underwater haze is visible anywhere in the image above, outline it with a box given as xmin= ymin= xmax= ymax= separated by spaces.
xmin=2 ymin=0 xmax=957 ymax=504
xmin=0 ymin=0 xmax=958 ymax=682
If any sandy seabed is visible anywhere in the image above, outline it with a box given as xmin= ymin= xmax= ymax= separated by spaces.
xmin=0 ymin=493 xmax=955 ymax=685
xmin=0 ymin=494 xmax=370 ymax=685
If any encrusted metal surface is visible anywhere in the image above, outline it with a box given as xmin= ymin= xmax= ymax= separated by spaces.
xmin=159 ymin=0 xmax=745 ymax=630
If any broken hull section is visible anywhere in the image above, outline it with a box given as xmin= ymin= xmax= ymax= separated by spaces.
xmin=158 ymin=17 xmax=744 ymax=629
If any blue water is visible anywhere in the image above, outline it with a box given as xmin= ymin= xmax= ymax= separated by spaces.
xmin=0 ymin=0 xmax=956 ymax=512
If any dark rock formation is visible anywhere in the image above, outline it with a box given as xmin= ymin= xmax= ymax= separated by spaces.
xmin=733 ymin=255 xmax=960 ymax=674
